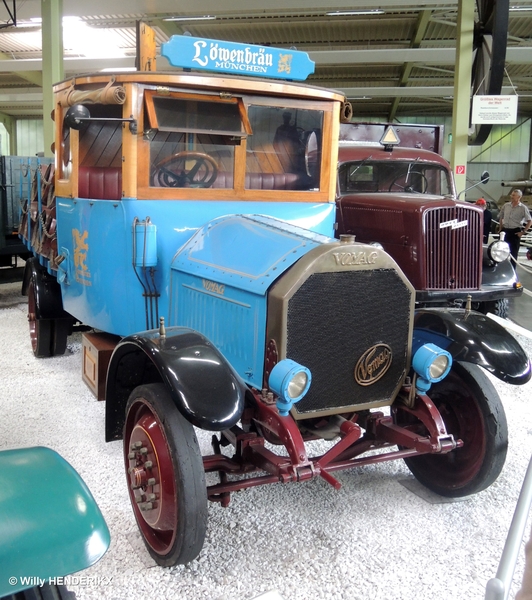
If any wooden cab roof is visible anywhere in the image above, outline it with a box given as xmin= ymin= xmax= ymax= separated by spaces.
xmin=53 ymin=70 xmax=346 ymax=104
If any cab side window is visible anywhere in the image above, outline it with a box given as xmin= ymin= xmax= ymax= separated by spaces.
xmin=146 ymin=94 xmax=241 ymax=189
xmin=246 ymin=105 xmax=323 ymax=191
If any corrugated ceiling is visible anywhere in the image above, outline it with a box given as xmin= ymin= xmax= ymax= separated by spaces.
xmin=0 ymin=1 xmax=530 ymax=120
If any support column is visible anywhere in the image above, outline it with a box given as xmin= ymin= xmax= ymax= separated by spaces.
xmin=41 ymin=0 xmax=64 ymax=158
xmin=0 ymin=111 xmax=16 ymax=154
xmin=528 ymin=124 xmax=532 ymax=179
xmin=451 ymin=0 xmax=475 ymax=195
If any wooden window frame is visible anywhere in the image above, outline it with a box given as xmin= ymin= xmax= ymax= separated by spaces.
xmin=138 ymin=87 xmax=336 ymax=203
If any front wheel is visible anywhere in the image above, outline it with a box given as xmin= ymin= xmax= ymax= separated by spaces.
xmin=477 ymin=298 xmax=509 ymax=319
xmin=395 ymin=361 xmax=508 ymax=497
xmin=123 ymin=383 xmax=208 ymax=566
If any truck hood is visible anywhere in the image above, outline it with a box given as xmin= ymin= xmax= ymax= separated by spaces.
xmin=337 ymin=192 xmax=458 ymax=214
xmin=337 ymin=145 xmax=450 ymax=168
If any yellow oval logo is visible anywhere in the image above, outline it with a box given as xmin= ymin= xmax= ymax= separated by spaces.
xmin=354 ymin=344 xmax=392 ymax=386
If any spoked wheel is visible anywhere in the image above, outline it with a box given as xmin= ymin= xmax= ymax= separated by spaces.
xmin=152 ymin=151 xmax=218 ymax=188
xmin=124 ymin=383 xmax=208 ymax=566
xmin=395 ymin=361 xmax=508 ymax=497
xmin=27 ymin=280 xmax=53 ymax=358
xmin=388 ymin=171 xmax=428 ymax=193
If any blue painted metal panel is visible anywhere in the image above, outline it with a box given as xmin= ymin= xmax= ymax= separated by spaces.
xmin=172 ymin=215 xmax=331 ymax=294
xmin=55 ymin=198 xmax=335 ymax=337
xmin=171 ymin=272 xmax=265 ymax=387
xmin=169 ymin=215 xmax=332 ymax=387
xmin=161 ymin=35 xmax=315 ymax=81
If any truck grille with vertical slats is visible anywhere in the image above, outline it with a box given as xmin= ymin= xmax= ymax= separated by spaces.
xmin=424 ymin=206 xmax=482 ymax=290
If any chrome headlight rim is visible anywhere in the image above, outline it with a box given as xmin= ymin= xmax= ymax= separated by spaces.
xmin=488 ymin=239 xmax=511 ymax=263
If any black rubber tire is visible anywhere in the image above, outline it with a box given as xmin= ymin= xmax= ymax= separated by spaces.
xmin=3 ymin=583 xmax=76 ymax=599
xmin=52 ymin=319 xmax=71 ymax=356
xmin=123 ymin=383 xmax=208 ymax=566
xmin=27 ymin=280 xmax=53 ymax=358
xmin=396 ymin=361 xmax=508 ymax=497
xmin=478 ymin=298 xmax=509 ymax=319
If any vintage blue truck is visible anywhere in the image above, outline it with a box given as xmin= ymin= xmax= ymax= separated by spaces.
xmin=19 ymin=33 xmax=531 ymax=567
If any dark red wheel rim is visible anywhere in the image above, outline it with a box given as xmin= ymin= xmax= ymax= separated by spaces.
xmin=124 ymin=400 xmax=178 ymax=556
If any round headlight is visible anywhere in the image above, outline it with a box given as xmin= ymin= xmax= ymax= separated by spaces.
xmin=429 ymin=354 xmax=451 ymax=380
xmin=412 ymin=343 xmax=452 ymax=384
xmin=287 ymin=370 xmax=309 ymax=399
xmin=488 ymin=240 xmax=510 ymax=263
xmin=269 ymin=358 xmax=312 ymax=410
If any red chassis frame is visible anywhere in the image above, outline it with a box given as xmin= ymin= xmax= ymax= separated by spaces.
xmin=203 ymin=385 xmax=462 ymax=506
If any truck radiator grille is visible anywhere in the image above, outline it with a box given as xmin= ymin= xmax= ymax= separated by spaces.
xmin=424 ymin=206 xmax=481 ymax=290
xmin=286 ymin=269 xmax=411 ymax=415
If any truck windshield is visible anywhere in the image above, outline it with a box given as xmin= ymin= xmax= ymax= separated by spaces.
xmin=145 ymin=91 xmax=324 ymax=192
xmin=338 ymin=161 xmax=453 ymax=196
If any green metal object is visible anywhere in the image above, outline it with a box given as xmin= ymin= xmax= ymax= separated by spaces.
xmin=0 ymin=446 xmax=110 ymax=596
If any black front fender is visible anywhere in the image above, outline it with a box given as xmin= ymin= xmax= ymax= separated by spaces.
xmin=105 ymin=327 xmax=247 ymax=441
xmin=481 ymin=247 xmax=520 ymax=289
xmin=414 ymin=308 xmax=531 ymax=385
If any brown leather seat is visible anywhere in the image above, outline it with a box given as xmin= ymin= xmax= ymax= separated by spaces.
xmin=78 ymin=167 xmax=122 ymax=200
xmin=212 ymin=172 xmax=301 ymax=190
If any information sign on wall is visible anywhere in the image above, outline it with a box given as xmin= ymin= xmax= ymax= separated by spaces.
xmin=471 ymin=95 xmax=518 ymax=125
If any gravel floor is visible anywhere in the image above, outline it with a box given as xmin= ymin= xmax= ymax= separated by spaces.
xmin=1 ymin=278 xmax=532 ymax=600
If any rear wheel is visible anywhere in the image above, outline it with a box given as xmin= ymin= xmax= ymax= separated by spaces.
xmin=123 ymin=383 xmax=208 ymax=566
xmin=52 ymin=319 xmax=71 ymax=356
xmin=27 ymin=280 xmax=53 ymax=358
xmin=27 ymin=281 xmax=71 ymax=358
xmin=395 ymin=361 xmax=508 ymax=497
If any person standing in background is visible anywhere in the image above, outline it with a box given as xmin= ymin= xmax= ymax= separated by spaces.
xmin=499 ymin=189 xmax=532 ymax=263
xmin=476 ymin=198 xmax=492 ymax=243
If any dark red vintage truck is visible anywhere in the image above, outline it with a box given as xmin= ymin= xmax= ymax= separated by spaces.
xmin=336 ymin=122 xmax=521 ymax=317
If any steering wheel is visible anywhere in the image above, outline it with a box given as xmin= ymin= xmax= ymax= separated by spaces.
xmin=388 ymin=171 xmax=428 ymax=194
xmin=152 ymin=151 xmax=218 ymax=188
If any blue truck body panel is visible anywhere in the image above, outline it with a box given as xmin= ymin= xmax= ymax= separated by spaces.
xmin=55 ymin=197 xmax=336 ymax=337
xmin=170 ymin=214 xmax=332 ymax=388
